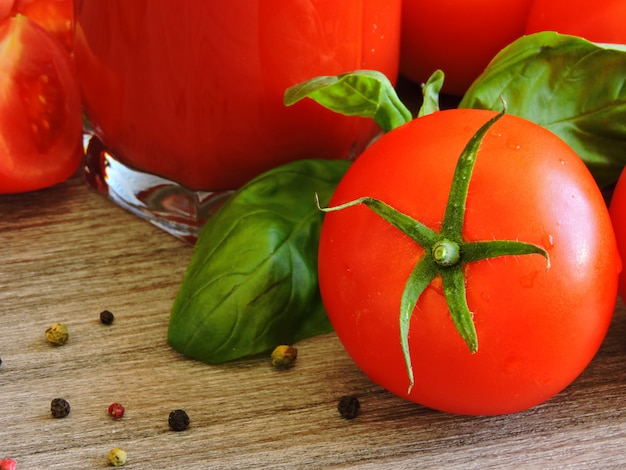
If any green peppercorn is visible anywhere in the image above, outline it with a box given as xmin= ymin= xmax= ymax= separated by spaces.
xmin=100 ymin=310 xmax=115 ymax=325
xmin=271 ymin=345 xmax=298 ymax=368
xmin=337 ymin=395 xmax=360 ymax=420
xmin=45 ymin=323 xmax=68 ymax=346
xmin=108 ymin=447 xmax=127 ymax=466
xmin=50 ymin=397 xmax=71 ymax=418
xmin=168 ymin=409 xmax=190 ymax=432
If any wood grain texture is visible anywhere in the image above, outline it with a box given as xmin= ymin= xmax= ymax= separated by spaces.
xmin=2 ymin=175 xmax=626 ymax=469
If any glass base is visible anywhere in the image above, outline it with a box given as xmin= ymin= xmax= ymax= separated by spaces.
xmin=83 ymin=135 xmax=233 ymax=244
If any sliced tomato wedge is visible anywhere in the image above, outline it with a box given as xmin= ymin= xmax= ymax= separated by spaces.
xmin=0 ymin=14 xmax=82 ymax=194
xmin=11 ymin=0 xmax=74 ymax=51
xmin=0 ymin=1 xmax=13 ymax=21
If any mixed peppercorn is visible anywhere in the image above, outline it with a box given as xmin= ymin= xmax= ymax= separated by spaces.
xmin=0 ymin=458 xmax=17 ymax=470
xmin=108 ymin=402 xmax=125 ymax=419
xmin=337 ymin=395 xmax=361 ymax=420
xmin=271 ymin=345 xmax=298 ymax=368
xmin=100 ymin=310 xmax=115 ymax=325
xmin=108 ymin=448 xmax=127 ymax=467
xmin=45 ymin=323 xmax=69 ymax=346
xmin=5 ymin=308 xmax=366 ymax=466
xmin=168 ymin=409 xmax=190 ymax=432
xmin=50 ymin=398 xmax=71 ymax=419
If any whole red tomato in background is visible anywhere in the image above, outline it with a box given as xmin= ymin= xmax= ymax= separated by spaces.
xmin=0 ymin=14 xmax=82 ymax=194
xmin=318 ymin=109 xmax=620 ymax=415
xmin=609 ymin=168 xmax=626 ymax=301
xmin=525 ymin=0 xmax=626 ymax=44
xmin=400 ymin=0 xmax=533 ymax=97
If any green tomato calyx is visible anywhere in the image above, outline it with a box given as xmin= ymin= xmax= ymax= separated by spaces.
xmin=318 ymin=110 xmax=550 ymax=393
xmin=432 ymin=239 xmax=460 ymax=267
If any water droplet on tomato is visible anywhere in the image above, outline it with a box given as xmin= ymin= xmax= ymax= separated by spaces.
xmin=506 ymin=138 xmax=521 ymax=150
xmin=543 ymin=233 xmax=555 ymax=248
xmin=519 ymin=270 xmax=539 ymax=288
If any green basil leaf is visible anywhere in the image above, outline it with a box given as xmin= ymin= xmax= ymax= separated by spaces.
xmin=168 ymin=158 xmax=350 ymax=363
xmin=418 ymin=69 xmax=444 ymax=117
xmin=459 ymin=31 xmax=626 ymax=187
xmin=284 ymin=70 xmax=412 ymax=132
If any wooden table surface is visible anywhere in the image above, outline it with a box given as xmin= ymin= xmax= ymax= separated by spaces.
xmin=3 ymin=173 xmax=626 ymax=469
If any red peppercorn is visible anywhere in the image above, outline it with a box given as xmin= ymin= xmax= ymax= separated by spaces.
xmin=108 ymin=402 xmax=125 ymax=419
xmin=0 ymin=458 xmax=17 ymax=470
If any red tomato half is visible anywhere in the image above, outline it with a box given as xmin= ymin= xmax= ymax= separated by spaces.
xmin=400 ymin=0 xmax=533 ymax=96
xmin=609 ymin=168 xmax=626 ymax=300
xmin=0 ymin=15 xmax=82 ymax=194
xmin=0 ymin=0 xmax=11 ymax=20
xmin=13 ymin=0 xmax=74 ymax=51
xmin=525 ymin=0 xmax=626 ymax=44
xmin=319 ymin=109 xmax=620 ymax=415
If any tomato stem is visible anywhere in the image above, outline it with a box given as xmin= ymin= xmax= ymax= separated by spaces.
xmin=432 ymin=240 xmax=460 ymax=267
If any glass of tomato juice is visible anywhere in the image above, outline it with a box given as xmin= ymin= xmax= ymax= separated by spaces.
xmin=73 ymin=1 xmax=401 ymax=243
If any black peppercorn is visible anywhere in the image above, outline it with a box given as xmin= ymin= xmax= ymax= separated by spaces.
xmin=337 ymin=395 xmax=360 ymax=420
xmin=51 ymin=397 xmax=71 ymax=418
xmin=100 ymin=310 xmax=115 ymax=325
xmin=168 ymin=409 xmax=190 ymax=431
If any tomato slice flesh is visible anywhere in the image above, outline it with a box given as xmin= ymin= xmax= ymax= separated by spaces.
xmin=16 ymin=63 xmax=64 ymax=153
xmin=0 ymin=14 xmax=82 ymax=194
xmin=12 ymin=0 xmax=74 ymax=51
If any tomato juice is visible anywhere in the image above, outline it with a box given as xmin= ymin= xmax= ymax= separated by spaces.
xmin=400 ymin=0 xmax=533 ymax=96
xmin=74 ymin=1 xmax=401 ymax=192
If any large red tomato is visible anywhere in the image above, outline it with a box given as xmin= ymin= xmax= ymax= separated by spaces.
xmin=318 ymin=109 xmax=620 ymax=415
xmin=525 ymin=0 xmax=626 ymax=44
xmin=400 ymin=0 xmax=533 ymax=97
xmin=609 ymin=168 xmax=626 ymax=300
xmin=0 ymin=14 xmax=82 ymax=194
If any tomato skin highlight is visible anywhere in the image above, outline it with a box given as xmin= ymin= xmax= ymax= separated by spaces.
xmin=0 ymin=14 xmax=82 ymax=194
xmin=319 ymin=109 xmax=620 ymax=415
